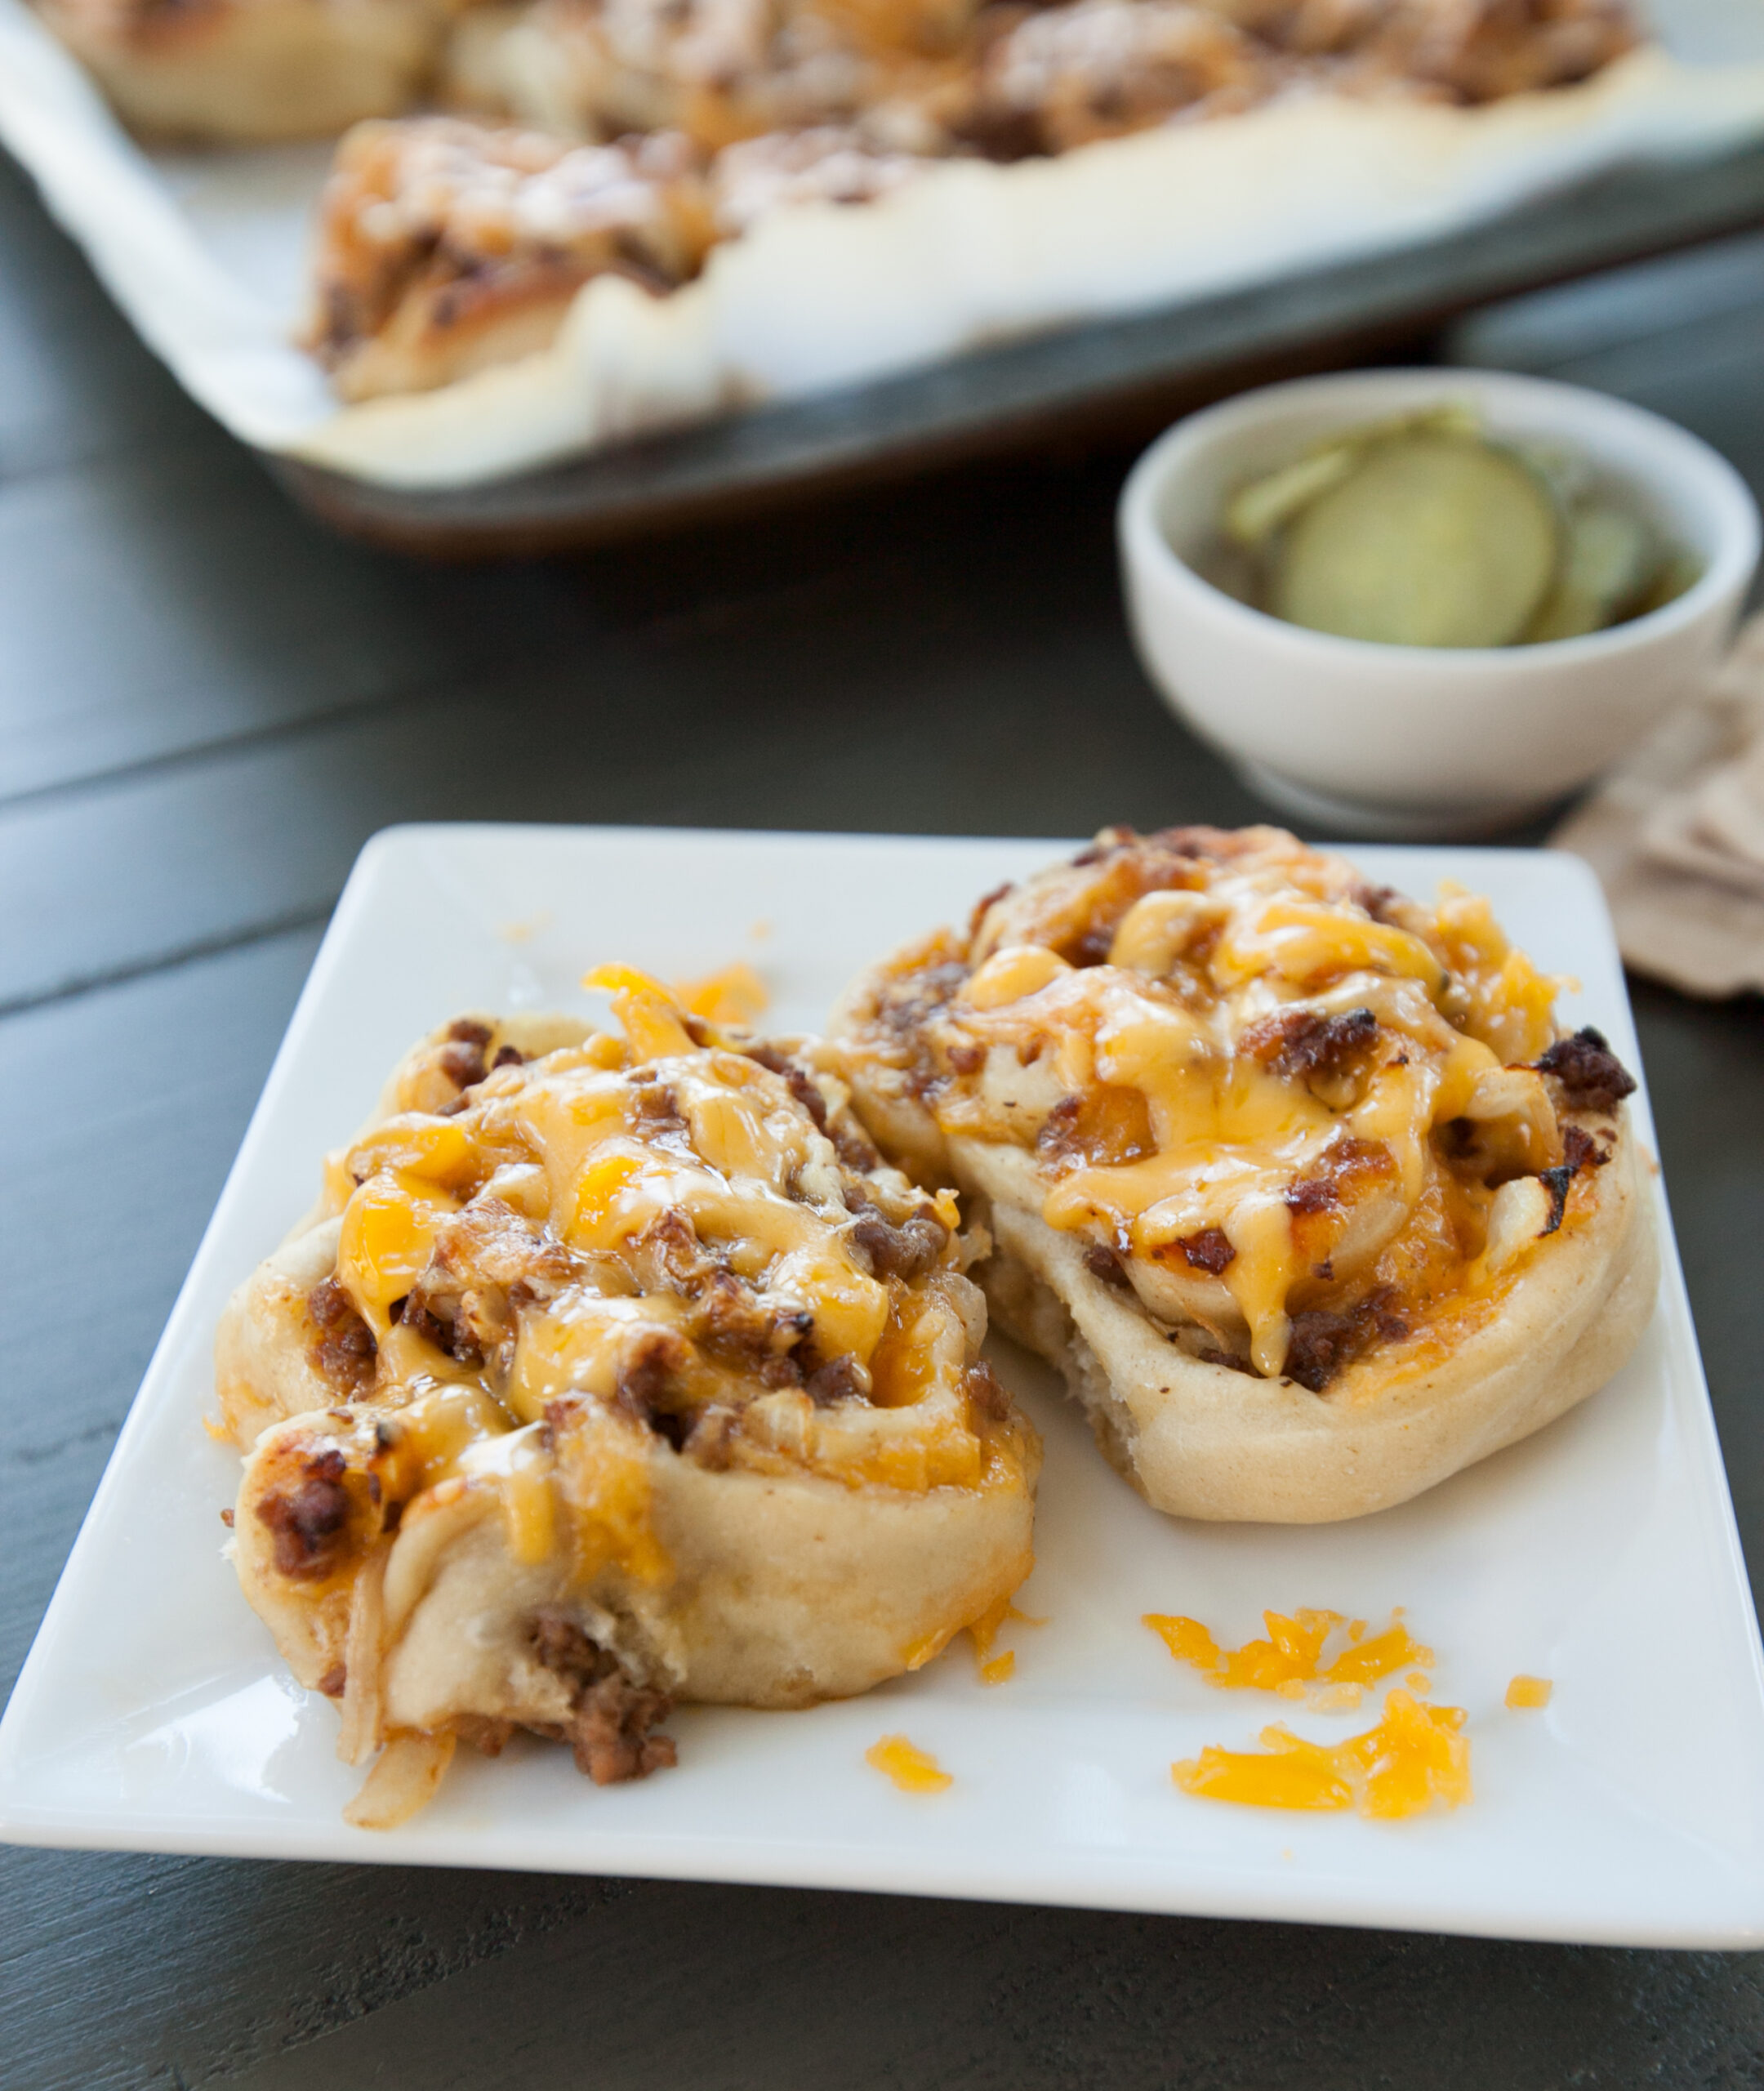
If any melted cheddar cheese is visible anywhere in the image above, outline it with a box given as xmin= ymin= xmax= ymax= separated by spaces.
xmin=1144 ymin=1607 xmax=1432 ymax=1698
xmin=837 ymin=825 xmax=1608 ymax=1389
xmin=965 ymin=1592 xmax=1043 ymax=1683
xmin=259 ymin=972 xmax=1031 ymax=1607
xmin=866 ymin=1735 xmax=953 ymax=1792
xmin=1174 ymin=1689 xmax=1472 ymax=1819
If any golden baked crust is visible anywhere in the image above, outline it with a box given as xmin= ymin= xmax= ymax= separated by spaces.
xmin=34 ymin=0 xmax=448 ymax=140
xmin=831 ymin=825 xmax=1658 ymax=1523
xmin=305 ymin=116 xmax=715 ymax=400
xmin=216 ymin=978 xmax=1038 ymax=1821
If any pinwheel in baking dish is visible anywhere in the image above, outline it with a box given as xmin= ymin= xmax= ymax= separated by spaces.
xmin=32 ymin=0 xmax=1639 ymax=426
xmin=33 ymin=0 xmax=455 ymax=140
xmin=443 ymin=0 xmax=1637 ymax=154
xmin=444 ymin=0 xmax=980 ymax=153
xmin=215 ymin=973 xmax=1038 ymax=1826
xmin=304 ymin=116 xmax=715 ymax=399
xmin=302 ymin=110 xmax=952 ymax=397
xmin=37 ymin=0 xmax=1637 ymax=149
xmin=831 ymin=826 xmax=1657 ymax=1524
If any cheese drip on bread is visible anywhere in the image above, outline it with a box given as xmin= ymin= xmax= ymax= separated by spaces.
xmin=247 ymin=973 xmax=1031 ymax=1616
xmin=835 ymin=826 xmax=1610 ymax=1388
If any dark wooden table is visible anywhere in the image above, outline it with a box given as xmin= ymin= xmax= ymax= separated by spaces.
xmin=4 ymin=143 xmax=1764 ymax=2091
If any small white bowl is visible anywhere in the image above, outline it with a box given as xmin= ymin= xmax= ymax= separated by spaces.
xmin=1117 ymin=368 xmax=1760 ymax=836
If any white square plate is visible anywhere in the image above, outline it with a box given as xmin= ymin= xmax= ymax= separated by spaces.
xmin=4 ymin=826 xmax=1762 ymax=1946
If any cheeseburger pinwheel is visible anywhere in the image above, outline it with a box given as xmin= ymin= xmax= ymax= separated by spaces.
xmin=832 ymin=826 xmax=1657 ymax=1524
xmin=216 ymin=972 xmax=1037 ymax=1826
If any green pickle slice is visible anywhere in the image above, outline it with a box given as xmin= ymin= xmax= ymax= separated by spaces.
xmin=1523 ymin=502 xmax=1658 ymax=642
xmin=1271 ymin=432 xmax=1561 ymax=649
xmin=1225 ymin=403 xmax=1479 ymax=551
xmin=1224 ymin=447 xmax=1358 ymax=549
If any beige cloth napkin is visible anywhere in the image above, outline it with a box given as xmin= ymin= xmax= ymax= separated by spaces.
xmin=1552 ymin=613 xmax=1764 ymax=996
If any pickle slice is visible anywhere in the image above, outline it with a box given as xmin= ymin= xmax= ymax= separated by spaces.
xmin=1524 ymin=502 xmax=1658 ymax=643
xmin=1225 ymin=403 xmax=1479 ymax=550
xmin=1272 ymin=433 xmax=1560 ymax=649
xmin=1225 ymin=446 xmax=1357 ymax=549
